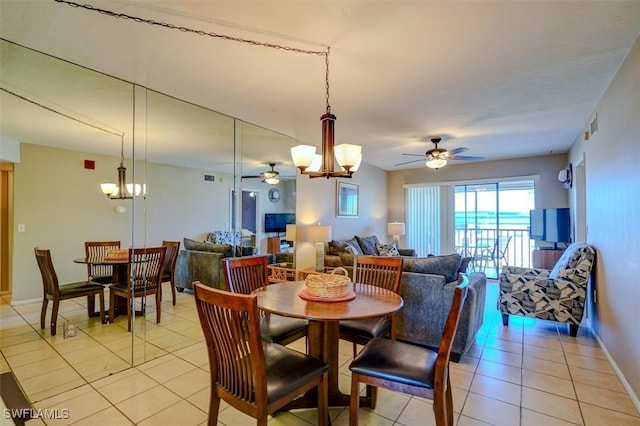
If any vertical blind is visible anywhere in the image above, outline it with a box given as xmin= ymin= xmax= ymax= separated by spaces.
xmin=406 ymin=186 xmax=440 ymax=256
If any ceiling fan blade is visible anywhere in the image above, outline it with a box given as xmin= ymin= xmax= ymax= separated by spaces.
xmin=394 ymin=159 xmax=424 ymax=166
xmin=450 ymin=155 xmax=484 ymax=161
xmin=241 ymin=175 xmax=264 ymax=179
xmin=448 ymin=147 xmax=469 ymax=155
xmin=401 ymin=153 xmax=425 ymax=157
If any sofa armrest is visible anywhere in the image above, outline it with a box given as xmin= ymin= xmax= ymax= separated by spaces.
xmin=398 ymin=248 xmax=417 ymax=257
xmin=175 ymin=250 xmax=225 ymax=291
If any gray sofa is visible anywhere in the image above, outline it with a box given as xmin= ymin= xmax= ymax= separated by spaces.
xmin=324 ymin=235 xmax=417 ymax=268
xmin=339 ymin=253 xmax=485 ymax=361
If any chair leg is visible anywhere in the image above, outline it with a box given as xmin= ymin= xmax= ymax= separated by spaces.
xmin=349 ymin=373 xmax=360 ymax=426
xmin=109 ymin=291 xmax=116 ymax=324
xmin=317 ymin=372 xmax=329 ymax=426
xmin=40 ymin=298 xmax=48 ymax=329
xmin=352 ymin=342 xmax=357 ymax=358
xmin=171 ymin=280 xmax=177 ymax=306
xmin=127 ymin=296 xmax=132 ymax=332
xmin=445 ymin=371 xmax=454 ymax=426
xmin=156 ymin=291 xmax=161 ymax=324
xmin=501 ymin=314 xmax=509 ymax=326
xmin=366 ymin=385 xmax=378 ymax=409
xmin=87 ymin=294 xmax=96 ymax=317
xmin=568 ymin=323 xmax=579 ymax=337
xmin=98 ymin=291 xmax=105 ymax=324
xmin=50 ymin=300 xmax=60 ymax=336
xmin=208 ymin=389 xmax=220 ymax=426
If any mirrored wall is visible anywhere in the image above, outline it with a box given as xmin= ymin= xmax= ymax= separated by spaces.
xmin=0 ymin=38 xmax=297 ymax=398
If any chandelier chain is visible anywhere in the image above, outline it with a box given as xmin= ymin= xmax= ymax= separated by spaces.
xmin=325 ymin=47 xmax=331 ymax=114
xmin=0 ymin=86 xmax=122 ymax=138
xmin=55 ymin=0 xmax=329 ymax=57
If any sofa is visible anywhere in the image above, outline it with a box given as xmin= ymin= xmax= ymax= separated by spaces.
xmin=175 ymin=237 xmax=290 ymax=292
xmin=324 ymin=235 xmax=417 ymax=268
xmin=175 ymin=237 xmax=255 ymax=292
xmin=337 ymin=252 xmax=485 ymax=361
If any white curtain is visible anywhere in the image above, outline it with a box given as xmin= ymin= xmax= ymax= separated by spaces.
xmin=406 ymin=186 xmax=440 ymax=256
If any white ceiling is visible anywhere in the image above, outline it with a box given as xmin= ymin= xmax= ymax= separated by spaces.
xmin=1 ymin=0 xmax=640 ymax=173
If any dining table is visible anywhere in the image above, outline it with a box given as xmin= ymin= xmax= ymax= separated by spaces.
xmin=73 ymin=256 xmax=132 ymax=321
xmin=252 ymin=280 xmax=404 ymax=409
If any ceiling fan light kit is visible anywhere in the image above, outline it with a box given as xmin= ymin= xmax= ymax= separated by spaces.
xmin=396 ymin=137 xmax=484 ymax=170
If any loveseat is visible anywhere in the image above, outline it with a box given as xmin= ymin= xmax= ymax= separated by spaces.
xmin=324 ymin=235 xmax=417 ymax=268
xmin=338 ymin=252 xmax=485 ymax=361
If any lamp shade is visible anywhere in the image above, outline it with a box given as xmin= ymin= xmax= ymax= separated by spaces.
xmin=301 ymin=225 xmax=332 ymax=242
xmin=285 ymin=224 xmax=297 ymax=241
xmin=387 ymin=222 xmax=406 ymax=236
xmin=426 ymin=158 xmax=447 ymax=169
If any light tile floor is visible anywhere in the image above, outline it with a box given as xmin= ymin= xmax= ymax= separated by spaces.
xmin=1 ymin=281 xmax=639 ymax=425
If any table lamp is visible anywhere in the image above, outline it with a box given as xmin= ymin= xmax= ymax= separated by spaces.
xmin=387 ymin=222 xmax=405 ymax=245
xmin=285 ymin=224 xmax=297 ymax=267
xmin=302 ymin=224 xmax=332 ymax=272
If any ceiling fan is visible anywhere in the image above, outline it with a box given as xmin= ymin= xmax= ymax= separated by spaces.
xmin=241 ymin=162 xmax=282 ymax=185
xmin=395 ymin=137 xmax=484 ymax=169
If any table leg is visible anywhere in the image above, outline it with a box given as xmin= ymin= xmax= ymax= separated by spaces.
xmin=281 ymin=319 xmax=372 ymax=410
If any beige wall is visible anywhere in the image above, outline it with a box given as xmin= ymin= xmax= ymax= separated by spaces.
xmin=569 ymin=35 xmax=640 ymax=404
xmin=12 ymin=143 xmax=234 ymax=302
xmin=295 ymin=161 xmax=388 ymax=270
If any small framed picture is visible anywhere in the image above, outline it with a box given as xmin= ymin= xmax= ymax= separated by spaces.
xmin=336 ymin=181 xmax=359 ymax=218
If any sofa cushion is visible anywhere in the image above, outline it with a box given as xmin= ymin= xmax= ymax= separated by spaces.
xmin=402 ymin=253 xmax=462 ymax=283
xmin=183 ymin=238 xmax=233 ymax=257
xmin=338 ymin=252 xmax=356 ymax=266
xmin=328 ymin=237 xmax=362 ymax=255
xmin=376 ymin=242 xmax=400 ymax=256
xmin=355 ymin=235 xmax=379 ymax=255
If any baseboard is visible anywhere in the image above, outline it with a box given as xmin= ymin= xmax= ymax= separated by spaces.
xmin=592 ymin=329 xmax=640 ymax=414
xmin=8 ymin=297 xmax=41 ymax=306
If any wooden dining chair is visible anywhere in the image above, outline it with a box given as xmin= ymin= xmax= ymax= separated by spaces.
xmin=35 ymin=248 xmax=105 ymax=336
xmin=348 ymin=276 xmax=469 ymax=426
xmin=161 ymin=240 xmax=180 ymax=305
xmin=84 ymin=241 xmax=121 ymax=284
xmin=193 ymin=282 xmax=329 ymax=426
xmin=339 ymin=255 xmax=404 ymax=357
xmin=109 ymin=246 xmax=166 ymax=331
xmin=222 ymin=255 xmax=309 ymax=346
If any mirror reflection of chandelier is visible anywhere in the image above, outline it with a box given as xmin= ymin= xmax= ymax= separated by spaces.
xmin=100 ymin=134 xmax=146 ymax=199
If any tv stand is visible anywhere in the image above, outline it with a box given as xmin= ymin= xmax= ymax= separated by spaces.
xmin=532 ymin=248 xmax=564 ymax=269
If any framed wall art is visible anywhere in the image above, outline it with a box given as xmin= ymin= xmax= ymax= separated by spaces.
xmin=336 ymin=181 xmax=359 ymax=218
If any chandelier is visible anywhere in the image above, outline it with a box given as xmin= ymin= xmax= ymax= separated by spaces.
xmin=100 ymin=134 xmax=145 ymax=199
xmin=291 ymin=49 xmax=362 ymax=178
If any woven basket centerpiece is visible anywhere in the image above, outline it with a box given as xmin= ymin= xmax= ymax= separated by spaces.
xmin=305 ymin=267 xmax=351 ymax=298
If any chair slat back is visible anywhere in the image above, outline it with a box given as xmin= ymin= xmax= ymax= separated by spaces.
xmin=194 ymin=282 xmax=266 ymax=405
xmin=34 ymin=248 xmax=60 ymax=297
xmin=85 ymin=241 xmax=120 ymax=280
xmin=222 ymin=256 xmax=269 ymax=294
xmin=353 ymin=255 xmax=403 ymax=293
xmin=128 ymin=247 xmax=166 ymax=293
xmin=161 ymin=240 xmax=180 ymax=276
xmin=435 ymin=275 xmax=469 ymax=383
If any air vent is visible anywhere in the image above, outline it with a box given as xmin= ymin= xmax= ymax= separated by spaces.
xmin=203 ymin=174 xmax=215 ymax=182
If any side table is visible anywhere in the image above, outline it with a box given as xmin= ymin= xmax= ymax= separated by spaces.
xmin=268 ymin=264 xmax=321 ymax=283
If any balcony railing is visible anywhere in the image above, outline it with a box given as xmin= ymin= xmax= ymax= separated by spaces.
xmin=455 ymin=227 xmax=534 ymax=279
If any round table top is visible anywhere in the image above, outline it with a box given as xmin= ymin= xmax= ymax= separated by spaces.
xmin=73 ymin=257 xmax=130 ymax=265
xmin=253 ymin=281 xmax=403 ymax=321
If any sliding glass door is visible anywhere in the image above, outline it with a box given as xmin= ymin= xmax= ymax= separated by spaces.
xmin=454 ymin=181 xmax=534 ymax=278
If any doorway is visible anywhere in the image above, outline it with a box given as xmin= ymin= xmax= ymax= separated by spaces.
xmin=0 ymin=164 xmax=13 ymax=294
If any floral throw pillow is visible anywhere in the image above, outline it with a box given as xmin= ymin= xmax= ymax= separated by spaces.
xmin=376 ymin=242 xmax=400 ymax=256
xmin=344 ymin=244 xmax=361 ymax=254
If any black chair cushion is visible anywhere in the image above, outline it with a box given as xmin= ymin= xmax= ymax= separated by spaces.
xmin=58 ymin=281 xmax=105 ymax=296
xmin=260 ymin=314 xmax=308 ymax=344
xmin=339 ymin=317 xmax=390 ymax=340
xmin=89 ymin=275 xmax=114 ymax=285
xmin=264 ymin=343 xmax=328 ymax=403
xmin=349 ymin=338 xmax=438 ymax=389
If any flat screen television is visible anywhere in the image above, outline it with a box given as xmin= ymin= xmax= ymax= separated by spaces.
xmin=264 ymin=213 xmax=295 ymax=233
xmin=529 ymin=208 xmax=571 ymax=245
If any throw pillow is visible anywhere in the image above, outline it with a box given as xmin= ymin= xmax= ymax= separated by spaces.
xmin=327 ymin=239 xmax=350 ymax=254
xmin=355 ymin=235 xmax=379 ymax=255
xmin=183 ymin=238 xmax=233 ymax=257
xmin=402 ymin=253 xmax=462 ymax=283
xmin=459 ymin=257 xmax=472 ymax=273
xmin=344 ymin=244 xmax=360 ymax=254
xmin=376 ymin=242 xmax=400 ymax=256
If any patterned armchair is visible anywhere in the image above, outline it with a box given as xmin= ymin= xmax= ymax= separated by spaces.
xmin=498 ymin=242 xmax=595 ymax=336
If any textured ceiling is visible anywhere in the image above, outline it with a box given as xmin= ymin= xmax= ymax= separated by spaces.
xmin=1 ymin=1 xmax=639 ymax=174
